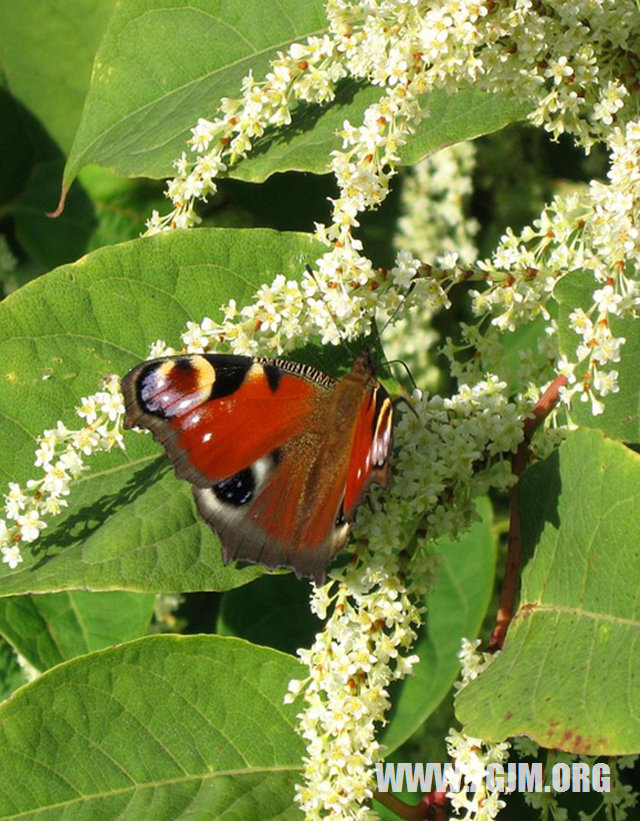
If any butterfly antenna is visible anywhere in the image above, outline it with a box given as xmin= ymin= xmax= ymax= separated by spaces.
xmin=378 ymin=262 xmax=433 ymax=338
xmin=387 ymin=358 xmax=418 ymax=392
xmin=385 ymin=359 xmax=420 ymax=418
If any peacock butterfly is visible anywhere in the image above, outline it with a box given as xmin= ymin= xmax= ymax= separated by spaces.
xmin=120 ymin=349 xmax=393 ymax=584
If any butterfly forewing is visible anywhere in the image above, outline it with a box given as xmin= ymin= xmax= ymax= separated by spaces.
xmin=121 ymin=354 xmax=323 ymax=484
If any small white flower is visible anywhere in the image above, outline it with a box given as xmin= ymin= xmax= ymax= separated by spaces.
xmin=1 ymin=543 xmax=22 ymax=569
xmin=73 ymin=428 xmax=101 ymax=456
xmin=5 ymin=482 xmax=27 ymax=520
xmin=148 ymin=339 xmax=175 ymax=358
xmin=76 ymin=395 xmax=99 ymax=424
xmin=594 ymin=369 xmax=619 ymax=396
xmin=593 ymin=284 xmax=622 ymax=313
xmin=17 ymin=509 xmax=46 ymax=543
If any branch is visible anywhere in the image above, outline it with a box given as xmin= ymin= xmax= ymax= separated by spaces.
xmin=374 ymin=789 xmax=448 ymax=820
xmin=489 ymin=373 xmax=568 ymax=651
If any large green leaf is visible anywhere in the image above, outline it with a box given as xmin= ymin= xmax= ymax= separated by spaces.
xmin=0 ymin=591 xmax=155 ymax=671
xmin=556 ymin=272 xmax=640 ymax=443
xmin=13 ymin=159 xmax=98 ymax=269
xmin=0 ymin=228 xmax=323 ymax=596
xmin=218 ymin=501 xmax=496 ymax=753
xmin=0 ymin=0 xmax=116 ymax=152
xmin=0 ymin=635 xmax=304 ymax=819
xmin=381 ymin=497 xmax=496 ymax=752
xmin=234 ymin=84 xmax=531 ymax=183
xmin=456 ymin=430 xmax=640 ymax=755
xmin=65 ymin=0 xmax=327 ymax=185
xmin=65 ymin=0 xmax=531 ymax=186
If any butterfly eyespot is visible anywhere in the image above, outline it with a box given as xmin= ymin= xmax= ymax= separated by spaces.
xmin=213 ymin=468 xmax=255 ymax=506
xmin=172 ymin=357 xmax=190 ymax=372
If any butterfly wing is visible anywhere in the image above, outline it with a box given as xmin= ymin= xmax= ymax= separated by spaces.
xmin=121 ymin=354 xmax=327 ymax=486
xmin=192 ymin=431 xmax=352 ymax=584
xmin=121 ymin=350 xmax=393 ymax=584
xmin=343 ymin=381 xmax=394 ymax=518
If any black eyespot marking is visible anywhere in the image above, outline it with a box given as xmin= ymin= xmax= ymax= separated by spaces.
xmin=207 ymin=355 xmax=252 ymax=400
xmin=175 ymin=357 xmax=195 ymax=371
xmin=263 ymin=364 xmax=281 ymax=392
xmin=271 ymin=447 xmax=283 ymax=466
xmin=213 ymin=468 xmax=255 ymax=506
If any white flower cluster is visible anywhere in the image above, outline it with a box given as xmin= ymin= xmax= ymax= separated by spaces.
xmin=468 ymin=118 xmax=640 ymax=419
xmin=386 ymin=141 xmax=479 ymax=379
xmin=287 ymin=556 xmax=422 ymax=820
xmin=454 ymin=637 xmax=495 ymax=692
xmin=149 ymin=0 xmax=640 ymax=238
xmin=446 ymin=729 xmax=509 ymax=821
xmin=445 ymin=638 xmax=509 ymax=820
xmin=355 ymin=376 xmax=524 ymax=560
xmin=0 ymin=375 xmax=124 ymax=570
xmin=395 ymin=141 xmax=479 ymax=267
xmin=145 ymin=1 xmax=640 ymax=429
xmin=146 ymin=33 xmax=347 ymax=234
xmin=150 ymin=251 xmax=440 ymax=357
xmin=286 ymin=375 xmax=524 ymax=818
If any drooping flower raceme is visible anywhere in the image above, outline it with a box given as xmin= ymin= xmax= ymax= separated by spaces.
xmin=0 ymin=376 xmax=124 ymax=571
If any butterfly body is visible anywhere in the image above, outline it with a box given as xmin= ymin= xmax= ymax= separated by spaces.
xmin=121 ymin=350 xmax=393 ymax=584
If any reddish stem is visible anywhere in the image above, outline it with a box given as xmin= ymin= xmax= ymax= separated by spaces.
xmin=373 ymin=790 xmax=448 ymax=820
xmin=489 ymin=374 xmax=568 ymax=651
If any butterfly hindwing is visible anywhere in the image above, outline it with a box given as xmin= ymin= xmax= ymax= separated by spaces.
xmin=192 ymin=439 xmax=351 ymax=583
xmin=343 ymin=381 xmax=394 ymax=517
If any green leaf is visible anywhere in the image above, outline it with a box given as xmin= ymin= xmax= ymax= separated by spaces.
xmin=0 ymin=635 xmax=305 ymax=819
xmin=79 ymin=167 xmax=167 ymax=251
xmin=13 ymin=160 xmax=98 ymax=269
xmin=555 ymin=273 xmax=640 ymax=443
xmin=382 ymin=497 xmax=496 ymax=752
xmin=0 ymin=227 xmax=323 ymax=596
xmin=0 ymin=0 xmax=116 ymax=152
xmin=0 ymin=591 xmax=155 ymax=671
xmin=456 ymin=430 xmax=640 ymax=755
xmin=65 ymin=0 xmax=328 ymax=185
xmin=65 ymin=0 xmax=530 ymax=186
xmin=233 ymin=84 xmax=531 ymax=183
xmin=399 ymin=88 xmax=531 ymax=167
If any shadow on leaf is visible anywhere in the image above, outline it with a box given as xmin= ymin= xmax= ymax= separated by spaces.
xmin=31 ymin=456 xmax=170 ymax=564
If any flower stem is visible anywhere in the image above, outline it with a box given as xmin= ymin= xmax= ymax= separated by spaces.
xmin=489 ymin=373 xmax=568 ymax=650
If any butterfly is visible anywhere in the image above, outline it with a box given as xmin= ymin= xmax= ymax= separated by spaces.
xmin=120 ymin=349 xmax=394 ymax=584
